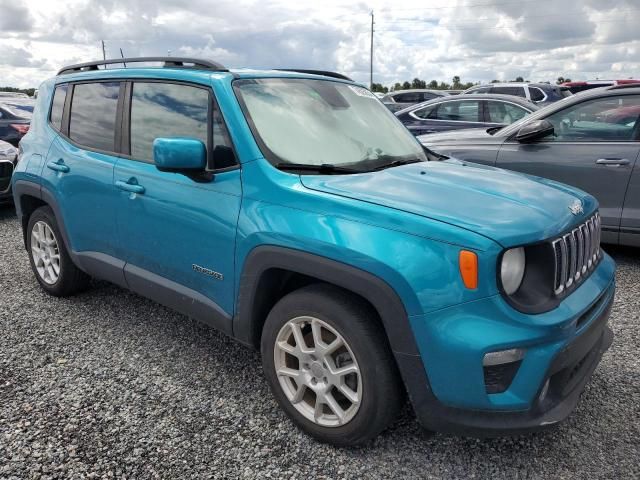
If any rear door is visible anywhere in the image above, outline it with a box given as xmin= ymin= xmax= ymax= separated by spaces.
xmin=114 ymin=80 xmax=242 ymax=322
xmin=496 ymin=94 xmax=640 ymax=243
xmin=41 ymin=81 xmax=122 ymax=269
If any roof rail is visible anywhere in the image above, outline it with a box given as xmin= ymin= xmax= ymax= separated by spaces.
xmin=57 ymin=57 xmax=228 ymax=75
xmin=275 ymin=69 xmax=353 ymax=81
xmin=608 ymin=82 xmax=640 ymax=91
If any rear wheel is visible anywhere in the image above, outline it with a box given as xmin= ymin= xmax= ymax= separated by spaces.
xmin=261 ymin=284 xmax=403 ymax=446
xmin=27 ymin=206 xmax=89 ymax=296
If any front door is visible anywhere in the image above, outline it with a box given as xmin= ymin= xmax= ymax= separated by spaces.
xmin=496 ymin=94 xmax=640 ymax=243
xmin=114 ymin=80 xmax=242 ymax=323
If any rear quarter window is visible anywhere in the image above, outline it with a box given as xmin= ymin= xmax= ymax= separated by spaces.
xmin=49 ymin=85 xmax=67 ymax=131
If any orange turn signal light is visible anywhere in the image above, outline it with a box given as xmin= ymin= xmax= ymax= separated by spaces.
xmin=459 ymin=250 xmax=478 ymax=290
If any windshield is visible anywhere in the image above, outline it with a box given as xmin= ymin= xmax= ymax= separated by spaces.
xmin=234 ymin=78 xmax=427 ymax=169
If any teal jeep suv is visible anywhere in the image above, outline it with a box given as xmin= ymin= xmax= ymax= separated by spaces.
xmin=12 ymin=58 xmax=615 ymax=445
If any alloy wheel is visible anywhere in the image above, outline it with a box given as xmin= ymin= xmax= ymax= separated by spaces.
xmin=274 ymin=316 xmax=362 ymax=427
xmin=31 ymin=221 xmax=61 ymax=285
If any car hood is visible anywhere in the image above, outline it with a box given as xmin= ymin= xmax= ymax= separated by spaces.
xmin=300 ymin=160 xmax=597 ymax=248
xmin=417 ymin=128 xmax=502 ymax=146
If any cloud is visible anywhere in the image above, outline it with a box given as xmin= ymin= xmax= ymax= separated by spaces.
xmin=0 ymin=0 xmax=33 ymax=32
xmin=0 ymin=45 xmax=46 ymax=68
xmin=0 ymin=0 xmax=639 ymax=88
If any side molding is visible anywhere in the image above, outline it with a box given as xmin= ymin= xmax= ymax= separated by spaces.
xmin=234 ymin=245 xmax=420 ymax=356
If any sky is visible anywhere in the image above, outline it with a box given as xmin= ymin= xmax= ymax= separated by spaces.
xmin=1 ymin=0 xmax=639 ymax=89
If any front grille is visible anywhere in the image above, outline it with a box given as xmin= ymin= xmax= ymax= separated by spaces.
xmin=551 ymin=212 xmax=601 ymax=295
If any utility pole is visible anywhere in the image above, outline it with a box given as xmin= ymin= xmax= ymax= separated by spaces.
xmin=101 ymin=40 xmax=106 ymax=60
xmin=370 ymin=11 xmax=374 ymax=89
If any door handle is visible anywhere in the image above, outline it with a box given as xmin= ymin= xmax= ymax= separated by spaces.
xmin=116 ymin=180 xmax=145 ymax=194
xmin=595 ymin=158 xmax=630 ymax=166
xmin=46 ymin=159 xmax=70 ymax=173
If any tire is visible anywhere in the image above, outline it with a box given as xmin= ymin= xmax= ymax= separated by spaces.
xmin=26 ymin=206 xmax=90 ymax=296
xmin=261 ymin=283 xmax=404 ymax=446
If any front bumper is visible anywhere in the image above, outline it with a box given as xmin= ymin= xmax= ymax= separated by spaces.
xmin=399 ymin=252 xmax=615 ymax=436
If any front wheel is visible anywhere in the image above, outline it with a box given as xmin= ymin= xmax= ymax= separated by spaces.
xmin=261 ymin=284 xmax=403 ymax=446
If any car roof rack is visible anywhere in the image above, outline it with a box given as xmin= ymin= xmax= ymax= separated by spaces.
xmin=608 ymin=83 xmax=640 ymax=91
xmin=275 ymin=69 xmax=353 ymax=81
xmin=57 ymin=57 xmax=228 ymax=75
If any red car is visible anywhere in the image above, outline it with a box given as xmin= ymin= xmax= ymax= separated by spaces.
xmin=562 ymin=79 xmax=640 ymax=94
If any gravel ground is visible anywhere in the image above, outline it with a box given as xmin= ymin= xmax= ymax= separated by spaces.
xmin=0 ymin=204 xmax=638 ymax=480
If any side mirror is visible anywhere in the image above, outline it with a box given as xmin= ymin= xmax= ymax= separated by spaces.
xmin=153 ymin=137 xmax=206 ymax=171
xmin=515 ymin=119 xmax=555 ymax=143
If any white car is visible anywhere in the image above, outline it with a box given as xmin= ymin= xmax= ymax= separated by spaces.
xmin=0 ymin=139 xmax=18 ymax=203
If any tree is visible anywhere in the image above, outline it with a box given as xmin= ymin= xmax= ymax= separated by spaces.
xmin=370 ymin=83 xmax=388 ymax=93
xmin=452 ymin=76 xmax=461 ymax=88
xmin=513 ymin=76 xmax=524 ymax=82
xmin=490 ymin=79 xmax=500 ymax=83
xmin=428 ymin=80 xmax=438 ymax=89
xmin=392 ymin=82 xmax=402 ymax=91
xmin=556 ymin=76 xmax=571 ymax=84
xmin=401 ymin=81 xmax=411 ymax=90
xmin=411 ymin=78 xmax=426 ymax=89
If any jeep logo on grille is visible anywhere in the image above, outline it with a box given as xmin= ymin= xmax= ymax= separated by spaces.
xmin=192 ymin=264 xmax=223 ymax=280
xmin=569 ymin=200 xmax=583 ymax=216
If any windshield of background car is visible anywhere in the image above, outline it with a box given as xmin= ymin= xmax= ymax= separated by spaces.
xmin=234 ymin=78 xmax=427 ymax=167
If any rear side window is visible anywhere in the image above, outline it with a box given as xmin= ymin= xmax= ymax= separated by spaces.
xmin=394 ymin=92 xmax=422 ymax=103
xmin=69 ymin=82 xmax=120 ymax=152
xmin=432 ymin=100 xmax=481 ymax=122
xmin=49 ymin=84 xmax=67 ymax=131
xmin=129 ymin=82 xmax=209 ymax=163
xmin=491 ymin=86 xmax=526 ymax=97
xmin=529 ymin=87 xmax=546 ymax=102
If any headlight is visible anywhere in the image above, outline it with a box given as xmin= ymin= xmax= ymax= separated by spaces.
xmin=500 ymin=247 xmax=525 ymax=295
xmin=0 ymin=144 xmax=17 ymax=162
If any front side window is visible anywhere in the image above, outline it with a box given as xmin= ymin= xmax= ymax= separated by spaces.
xmin=69 ymin=82 xmax=120 ymax=151
xmin=234 ymin=78 xmax=426 ymax=167
xmin=50 ymin=84 xmax=67 ymax=131
xmin=486 ymin=101 xmax=529 ymax=124
xmin=544 ymin=95 xmax=640 ymax=142
xmin=129 ymin=82 xmax=210 ymax=163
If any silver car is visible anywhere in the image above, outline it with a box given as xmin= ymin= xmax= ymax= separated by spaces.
xmin=418 ymin=84 xmax=640 ymax=247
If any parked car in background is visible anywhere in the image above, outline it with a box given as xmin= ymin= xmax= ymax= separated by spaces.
xmin=0 ymin=98 xmax=34 ymax=146
xmin=562 ymin=79 xmax=640 ymax=95
xmin=0 ymin=139 xmax=18 ymax=204
xmin=13 ymin=57 xmax=614 ymax=446
xmin=0 ymin=92 xmax=30 ymax=98
xmin=395 ymin=94 xmax=538 ymax=136
xmin=381 ymin=89 xmax=448 ymax=112
xmin=463 ymin=82 xmax=571 ymax=106
xmin=418 ymin=84 xmax=640 ymax=246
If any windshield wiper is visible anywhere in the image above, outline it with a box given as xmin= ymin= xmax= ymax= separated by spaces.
xmin=276 ymin=162 xmax=363 ymax=174
xmin=369 ymin=157 xmax=424 ymax=171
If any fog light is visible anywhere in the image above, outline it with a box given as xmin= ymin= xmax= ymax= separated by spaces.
xmin=483 ymin=348 xmax=525 ymax=366
xmin=483 ymin=348 xmax=525 ymax=394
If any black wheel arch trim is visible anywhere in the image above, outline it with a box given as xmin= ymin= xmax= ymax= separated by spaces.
xmin=234 ymin=245 xmax=421 ymax=356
